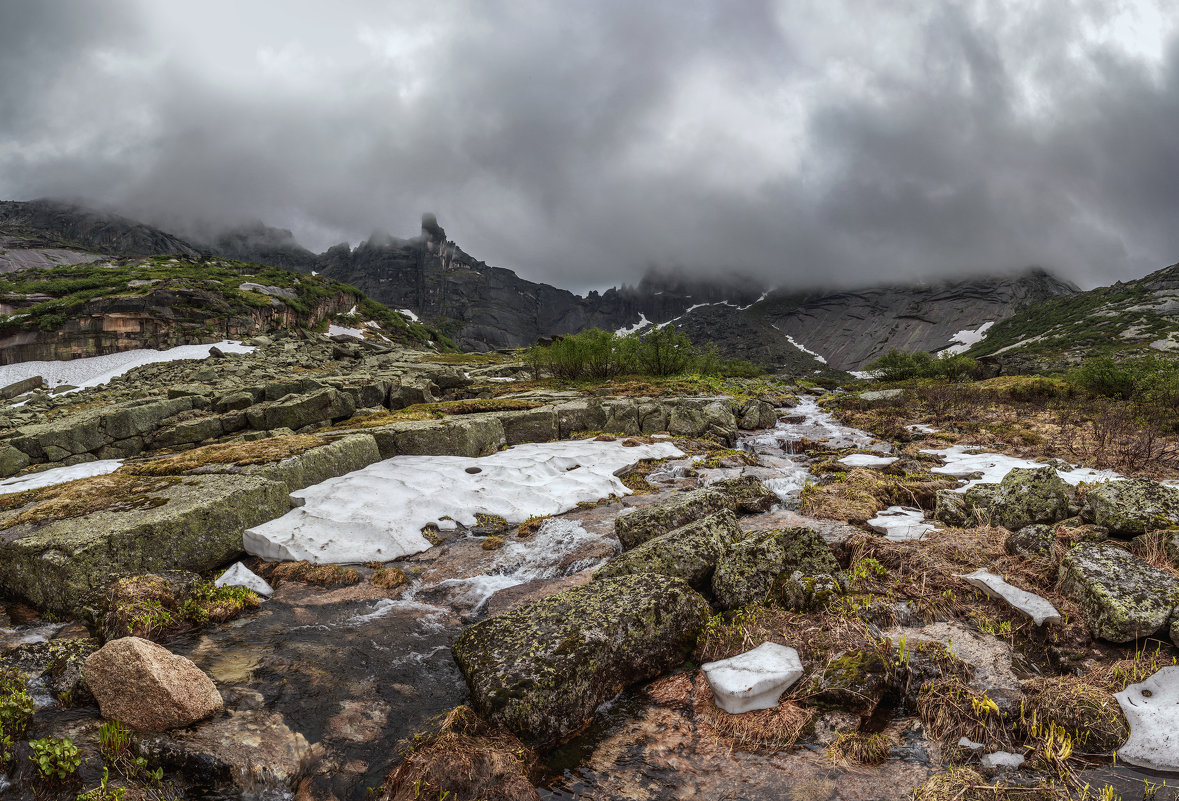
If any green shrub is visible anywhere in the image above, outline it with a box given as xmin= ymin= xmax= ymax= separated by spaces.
xmin=29 ymin=736 xmax=82 ymax=782
xmin=865 ymin=349 xmax=977 ymax=382
xmin=525 ymin=326 xmax=760 ymax=380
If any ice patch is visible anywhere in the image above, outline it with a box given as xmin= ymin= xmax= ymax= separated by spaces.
xmin=943 ymin=321 xmax=994 ymax=355
xmin=0 ymin=460 xmax=122 ymax=495
xmin=327 ymin=324 xmax=366 ymax=339
xmin=923 ymin=446 xmax=1121 ymax=490
xmin=0 ymin=342 xmax=254 ymax=393
xmin=702 ymin=642 xmax=804 ymax=714
xmin=980 ymin=751 xmax=1025 ymax=770
xmin=215 ymin=562 xmax=274 ymax=597
xmin=869 ymin=506 xmax=935 ymax=541
xmin=244 ymin=439 xmax=683 ymax=564
xmin=1115 ymin=666 xmax=1179 ymax=771
xmin=956 ymin=570 xmax=1060 ymax=626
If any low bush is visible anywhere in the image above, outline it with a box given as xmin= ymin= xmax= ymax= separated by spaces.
xmin=525 ymin=326 xmax=762 ymax=380
xmin=864 ymin=349 xmax=978 ymax=382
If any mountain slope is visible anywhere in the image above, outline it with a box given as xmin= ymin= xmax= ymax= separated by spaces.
xmin=967 ymin=262 xmax=1179 ymax=372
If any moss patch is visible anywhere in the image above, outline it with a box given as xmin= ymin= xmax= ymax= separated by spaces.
xmin=122 ymin=434 xmax=328 ymax=475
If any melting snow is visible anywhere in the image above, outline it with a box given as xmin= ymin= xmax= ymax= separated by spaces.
xmin=0 ymin=342 xmax=254 ymax=394
xmin=0 ymin=460 xmax=123 ymax=495
xmin=702 ymin=642 xmax=804 ymax=714
xmin=839 ymin=453 xmax=897 ymax=468
xmin=923 ymin=446 xmax=1121 ymax=491
xmin=869 ymin=507 xmax=936 ymax=541
xmin=327 ymin=324 xmax=366 ymax=338
xmin=398 ymin=308 xmax=420 ymax=322
xmin=244 ymin=438 xmax=683 ymax=564
xmin=943 ymin=321 xmax=994 ymax=355
xmin=1115 ymin=666 xmax=1179 ymax=771
xmin=215 ymin=563 xmax=274 ymax=597
xmin=957 ymin=570 xmax=1060 ymax=626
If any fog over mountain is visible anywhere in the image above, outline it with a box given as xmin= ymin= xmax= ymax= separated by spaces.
xmin=2 ymin=1 xmax=1178 ymax=293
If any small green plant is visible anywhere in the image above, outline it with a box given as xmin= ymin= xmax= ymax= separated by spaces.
xmin=77 ymin=767 xmax=126 ymax=801
xmin=29 ymin=736 xmax=82 ymax=782
xmin=0 ymin=666 xmax=34 ymax=768
xmin=98 ymin=721 xmax=132 ymax=762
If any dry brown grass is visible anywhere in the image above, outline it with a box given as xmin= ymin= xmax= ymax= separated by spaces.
xmin=371 ymin=567 xmax=408 ymax=590
xmin=271 ymin=561 xmax=361 ymax=587
xmin=325 ymin=398 xmax=543 ymax=430
xmin=694 ymin=604 xmax=873 ymax=669
xmin=800 ymin=468 xmax=957 ymax=525
xmin=827 ymin=731 xmax=892 ymax=765
xmin=0 ymin=473 xmax=182 ymax=529
xmin=908 ymin=767 xmax=1069 ymax=801
xmin=102 ymin=575 xmax=178 ymax=640
xmin=1019 ymin=676 xmax=1127 ymax=753
xmin=646 ymin=671 xmax=813 ymax=752
xmin=1130 ymin=531 xmax=1179 ymax=578
xmin=123 ymin=434 xmax=328 ymax=475
xmin=379 ymin=706 xmax=538 ymax=801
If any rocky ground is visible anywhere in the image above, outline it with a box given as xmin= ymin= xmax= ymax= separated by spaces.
xmin=2 ymin=342 xmax=1179 ymax=801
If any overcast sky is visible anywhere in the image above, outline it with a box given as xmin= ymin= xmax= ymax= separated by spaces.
xmin=2 ymin=1 xmax=1178 ymax=292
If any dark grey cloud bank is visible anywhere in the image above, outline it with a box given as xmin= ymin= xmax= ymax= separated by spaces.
xmin=1 ymin=0 xmax=1177 ymax=292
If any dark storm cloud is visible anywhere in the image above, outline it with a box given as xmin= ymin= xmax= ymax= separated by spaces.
xmin=0 ymin=0 xmax=1177 ymax=292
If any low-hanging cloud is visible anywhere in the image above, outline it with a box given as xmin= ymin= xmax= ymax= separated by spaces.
xmin=1 ymin=0 xmax=1177 ymax=292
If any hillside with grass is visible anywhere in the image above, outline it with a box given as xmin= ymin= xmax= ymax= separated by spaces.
xmin=967 ymin=262 xmax=1179 ymax=371
xmin=0 ymin=255 xmax=449 ymax=365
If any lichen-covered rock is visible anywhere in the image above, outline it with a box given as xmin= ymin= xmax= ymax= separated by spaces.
xmin=738 ymin=400 xmax=778 ymax=430
xmin=84 ymin=636 xmax=223 ymax=731
xmin=708 ymin=476 xmax=779 ymax=514
xmin=1005 ymin=524 xmax=1056 ymax=559
xmin=712 ymin=527 xmax=839 ymax=610
xmin=595 ymin=510 xmax=745 ymax=589
xmin=667 ymin=397 xmax=737 ymax=444
xmin=1058 ymin=543 xmax=1179 ymax=642
xmin=934 ymin=489 xmax=969 ymax=527
xmin=1083 ymin=479 xmax=1179 ymax=535
xmin=452 ymin=574 xmax=710 ymax=748
xmin=554 ymin=398 xmax=606 ymax=437
xmin=991 ymin=466 xmax=1072 ymax=530
xmin=3 ymin=636 xmax=100 ymax=702
xmin=242 ymin=433 xmax=382 ymax=492
xmin=0 ymin=474 xmax=290 ymax=612
xmin=614 ymin=488 xmax=732 ymax=549
xmin=0 ymin=443 xmax=29 ymax=478
xmin=602 ymin=399 xmax=640 ymax=435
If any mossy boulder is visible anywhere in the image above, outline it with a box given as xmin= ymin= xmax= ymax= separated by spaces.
xmin=0 ymin=474 xmax=290 ymax=613
xmin=738 ymin=399 xmax=778 ymax=430
xmin=594 ymin=509 xmax=746 ymax=589
xmin=1005 ymin=524 xmax=1056 ymax=559
xmin=1082 ymin=479 xmax=1179 ymax=536
xmin=991 ymin=466 xmax=1072 ymax=530
xmin=0 ymin=444 xmax=29 ymax=478
xmin=554 ymin=398 xmax=607 ymax=438
xmin=708 ymin=476 xmax=779 ymax=514
xmin=614 ymin=488 xmax=731 ymax=550
xmin=667 ymin=397 xmax=737 ymax=444
xmin=1058 ymin=543 xmax=1179 ymax=642
xmin=814 ymin=649 xmax=897 ymax=713
xmin=452 ymin=574 xmax=710 ymax=748
xmin=248 ymin=387 xmax=357 ymax=431
xmin=711 ymin=527 xmax=839 ymax=610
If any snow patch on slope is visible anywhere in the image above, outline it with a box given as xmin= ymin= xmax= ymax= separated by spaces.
xmin=0 ymin=460 xmax=123 ymax=495
xmin=943 ymin=321 xmax=994 ymax=355
xmin=0 ymin=342 xmax=254 ymax=394
xmin=616 ymin=313 xmax=652 ymax=335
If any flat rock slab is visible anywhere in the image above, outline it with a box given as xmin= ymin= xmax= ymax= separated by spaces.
xmin=0 ymin=473 xmax=290 ymax=612
xmin=702 ymin=642 xmax=804 ymax=714
xmin=1058 ymin=543 xmax=1179 ymax=643
xmin=957 ymin=569 xmax=1061 ymax=626
xmin=1083 ymin=478 xmax=1179 ymax=535
xmin=1115 ymin=666 xmax=1179 ymax=772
